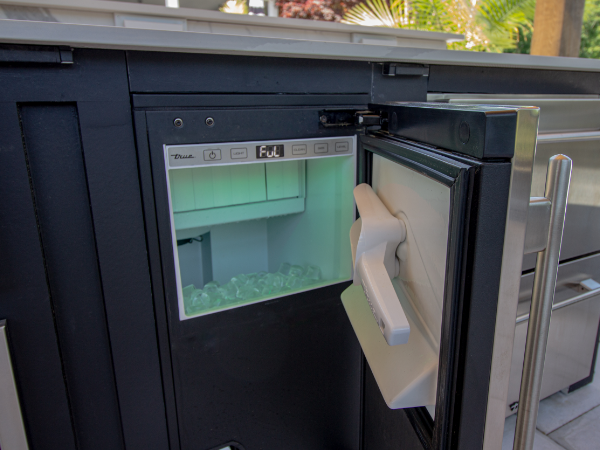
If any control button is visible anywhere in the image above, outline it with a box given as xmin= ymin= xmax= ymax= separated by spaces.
xmin=203 ymin=149 xmax=221 ymax=161
xmin=292 ymin=144 xmax=307 ymax=155
xmin=335 ymin=142 xmax=349 ymax=152
xmin=314 ymin=143 xmax=328 ymax=154
xmin=231 ymin=148 xmax=248 ymax=159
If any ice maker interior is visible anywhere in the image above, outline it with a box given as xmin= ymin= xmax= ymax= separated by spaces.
xmin=165 ymin=137 xmax=356 ymax=319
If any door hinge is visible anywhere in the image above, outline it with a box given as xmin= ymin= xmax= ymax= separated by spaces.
xmin=355 ymin=112 xmax=382 ymax=127
xmin=318 ymin=110 xmax=382 ymax=129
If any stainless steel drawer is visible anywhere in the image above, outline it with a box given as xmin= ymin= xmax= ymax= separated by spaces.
xmin=522 ymin=137 xmax=600 ymax=270
xmin=505 ymin=254 xmax=600 ymax=416
xmin=427 ymin=94 xmax=600 ymax=271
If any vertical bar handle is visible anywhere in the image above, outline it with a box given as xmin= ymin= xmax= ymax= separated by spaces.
xmin=0 ymin=320 xmax=29 ymax=450
xmin=513 ymin=155 xmax=572 ymax=450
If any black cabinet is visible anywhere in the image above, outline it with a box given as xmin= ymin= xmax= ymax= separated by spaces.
xmin=0 ymin=48 xmax=165 ymax=450
xmin=0 ymin=45 xmax=598 ymax=450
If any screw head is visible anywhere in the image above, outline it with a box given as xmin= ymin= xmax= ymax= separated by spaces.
xmin=205 ymin=117 xmax=215 ymax=127
xmin=173 ymin=118 xmax=183 ymax=128
xmin=320 ymin=115 xmax=328 ymax=124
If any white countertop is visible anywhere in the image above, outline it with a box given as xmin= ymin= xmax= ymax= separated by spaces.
xmin=1 ymin=2 xmax=600 ymax=72
xmin=0 ymin=0 xmax=461 ymax=48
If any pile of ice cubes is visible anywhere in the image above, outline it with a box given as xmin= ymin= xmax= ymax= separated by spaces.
xmin=183 ymin=262 xmax=322 ymax=315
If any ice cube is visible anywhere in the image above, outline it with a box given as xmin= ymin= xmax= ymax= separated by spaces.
xmin=182 ymin=284 xmax=196 ymax=300
xmin=185 ymin=303 xmax=200 ymax=315
xmin=289 ymin=265 xmax=304 ymax=277
xmin=231 ymin=274 xmax=249 ymax=288
xmin=305 ymin=265 xmax=321 ymax=281
xmin=184 ymin=290 xmax=205 ymax=315
xmin=199 ymin=292 xmax=212 ymax=307
xmin=285 ymin=276 xmax=303 ymax=290
xmin=237 ymin=285 xmax=260 ymax=300
xmin=262 ymin=273 xmax=283 ymax=288
xmin=190 ymin=289 xmax=204 ymax=305
xmin=203 ymin=281 xmax=220 ymax=294
xmin=219 ymin=283 xmax=238 ymax=302
xmin=246 ymin=273 xmax=258 ymax=282
xmin=277 ymin=262 xmax=291 ymax=276
xmin=202 ymin=292 xmax=223 ymax=308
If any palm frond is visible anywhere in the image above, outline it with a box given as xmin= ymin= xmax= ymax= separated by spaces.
xmin=342 ymin=0 xmax=533 ymax=52
xmin=343 ymin=0 xmax=407 ymax=28
xmin=477 ymin=0 xmax=535 ymax=50
xmin=410 ymin=0 xmax=457 ymax=32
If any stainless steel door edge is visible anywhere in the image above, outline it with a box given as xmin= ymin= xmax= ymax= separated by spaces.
xmin=483 ymin=108 xmax=539 ymax=450
xmin=0 ymin=320 xmax=29 ymax=450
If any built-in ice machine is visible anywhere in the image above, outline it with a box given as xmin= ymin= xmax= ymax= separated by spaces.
xmin=142 ymin=102 xmax=540 ymax=450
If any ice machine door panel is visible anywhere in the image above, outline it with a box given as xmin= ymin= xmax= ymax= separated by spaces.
xmin=344 ymin=101 xmax=527 ymax=450
xmin=342 ymin=142 xmax=456 ymax=410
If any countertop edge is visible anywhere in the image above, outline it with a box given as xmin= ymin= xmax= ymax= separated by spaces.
xmin=2 ymin=19 xmax=600 ymax=72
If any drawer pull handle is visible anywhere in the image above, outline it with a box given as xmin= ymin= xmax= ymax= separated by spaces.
xmin=537 ymin=131 xmax=600 ymax=143
xmin=516 ymin=279 xmax=600 ymax=324
xmin=513 ymin=155 xmax=572 ymax=450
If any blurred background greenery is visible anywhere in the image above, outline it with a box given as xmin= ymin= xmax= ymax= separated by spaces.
xmin=581 ymin=0 xmax=600 ymax=58
xmin=220 ymin=0 xmax=600 ymax=56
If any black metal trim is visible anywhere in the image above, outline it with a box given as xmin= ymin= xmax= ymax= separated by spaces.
xmin=0 ymin=44 xmax=73 ymax=64
xmin=360 ymin=133 xmax=468 ymax=186
xmin=369 ymin=102 xmax=517 ymax=160
xmin=132 ymin=110 xmax=182 ymax=450
xmin=433 ymin=163 xmax=471 ymax=450
xmin=404 ymin=408 xmax=434 ymax=450
xmin=359 ymin=133 xmax=478 ymax=450
xmin=132 ymin=94 xmax=369 ymax=109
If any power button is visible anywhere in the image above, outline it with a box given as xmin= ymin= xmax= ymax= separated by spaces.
xmin=203 ymin=149 xmax=221 ymax=161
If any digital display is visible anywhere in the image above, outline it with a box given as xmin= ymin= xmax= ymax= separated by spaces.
xmin=256 ymin=145 xmax=284 ymax=159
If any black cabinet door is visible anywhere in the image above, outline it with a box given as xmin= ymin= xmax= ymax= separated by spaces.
xmin=0 ymin=48 xmax=166 ymax=450
xmin=0 ymin=102 xmax=77 ymax=450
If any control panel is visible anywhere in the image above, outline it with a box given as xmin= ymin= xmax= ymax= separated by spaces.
xmin=165 ymin=136 xmax=355 ymax=169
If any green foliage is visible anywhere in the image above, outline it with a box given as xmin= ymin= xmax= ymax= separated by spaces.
xmin=343 ymin=0 xmax=535 ymax=52
xmin=580 ymin=0 xmax=600 ymax=58
xmin=478 ymin=0 xmax=535 ymax=51
xmin=343 ymin=0 xmax=409 ymax=27
xmin=502 ymin=24 xmax=532 ymax=54
xmin=410 ymin=0 xmax=463 ymax=34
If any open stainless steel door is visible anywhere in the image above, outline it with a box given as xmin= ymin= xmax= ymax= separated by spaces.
xmin=343 ymin=103 xmax=539 ymax=450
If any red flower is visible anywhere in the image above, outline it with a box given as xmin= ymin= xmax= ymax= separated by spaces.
xmin=277 ymin=0 xmax=363 ymax=22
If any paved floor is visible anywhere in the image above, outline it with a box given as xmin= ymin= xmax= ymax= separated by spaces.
xmin=502 ymin=348 xmax=600 ymax=450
